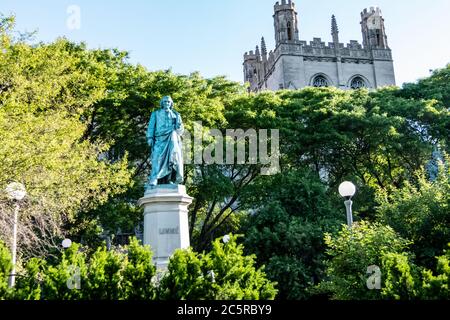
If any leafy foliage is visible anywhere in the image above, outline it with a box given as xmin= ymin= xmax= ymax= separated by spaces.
xmin=318 ymin=221 xmax=411 ymax=300
xmin=2 ymin=237 xmax=275 ymax=300
xmin=0 ymin=17 xmax=133 ymax=257
xmin=0 ymin=241 xmax=12 ymax=299
xmin=381 ymin=244 xmax=450 ymax=300
xmin=12 ymin=258 xmax=45 ymax=300
xmin=242 ymin=170 xmax=342 ymax=299
xmin=421 ymin=245 xmax=450 ymax=299
xmin=159 ymin=234 xmax=277 ymax=300
xmin=376 ymin=161 xmax=450 ymax=267
xmin=121 ymin=238 xmax=157 ymax=300
xmin=401 ymin=64 xmax=450 ymax=108
xmin=7 ymin=238 xmax=156 ymax=300
xmin=40 ymin=243 xmax=87 ymax=300
xmin=381 ymin=252 xmax=419 ymax=300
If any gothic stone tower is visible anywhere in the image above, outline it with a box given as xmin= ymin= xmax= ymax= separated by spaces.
xmin=273 ymin=0 xmax=299 ymax=45
xmin=243 ymin=2 xmax=396 ymax=92
xmin=361 ymin=7 xmax=389 ymax=49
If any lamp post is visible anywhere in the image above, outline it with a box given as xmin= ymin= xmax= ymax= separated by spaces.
xmin=4 ymin=182 xmax=27 ymax=288
xmin=339 ymin=181 xmax=356 ymax=227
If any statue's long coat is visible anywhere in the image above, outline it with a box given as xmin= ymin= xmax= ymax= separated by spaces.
xmin=146 ymin=108 xmax=184 ymax=185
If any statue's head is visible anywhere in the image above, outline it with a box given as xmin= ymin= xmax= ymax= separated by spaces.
xmin=160 ymin=96 xmax=174 ymax=111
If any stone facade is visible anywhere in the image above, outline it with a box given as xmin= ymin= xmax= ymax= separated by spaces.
xmin=243 ymin=1 xmax=396 ymax=92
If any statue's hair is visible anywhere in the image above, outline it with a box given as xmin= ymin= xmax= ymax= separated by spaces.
xmin=160 ymin=96 xmax=174 ymax=109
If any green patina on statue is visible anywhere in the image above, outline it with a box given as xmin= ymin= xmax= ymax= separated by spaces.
xmin=145 ymin=96 xmax=184 ymax=190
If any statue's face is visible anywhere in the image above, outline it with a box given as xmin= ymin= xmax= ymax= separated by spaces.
xmin=161 ymin=97 xmax=173 ymax=111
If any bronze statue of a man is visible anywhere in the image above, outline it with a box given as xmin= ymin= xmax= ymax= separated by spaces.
xmin=145 ymin=96 xmax=184 ymax=190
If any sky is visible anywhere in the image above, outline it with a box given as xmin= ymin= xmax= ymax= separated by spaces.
xmin=1 ymin=0 xmax=449 ymax=86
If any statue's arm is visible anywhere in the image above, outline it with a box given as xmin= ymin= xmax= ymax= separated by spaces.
xmin=147 ymin=112 xmax=156 ymax=148
xmin=176 ymin=112 xmax=184 ymax=136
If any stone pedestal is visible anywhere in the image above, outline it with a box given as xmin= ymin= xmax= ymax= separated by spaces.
xmin=137 ymin=185 xmax=193 ymax=269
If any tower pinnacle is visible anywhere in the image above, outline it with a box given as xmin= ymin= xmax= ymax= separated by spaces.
xmin=261 ymin=37 xmax=267 ymax=56
xmin=331 ymin=15 xmax=339 ymax=44
xmin=255 ymin=45 xmax=261 ymax=62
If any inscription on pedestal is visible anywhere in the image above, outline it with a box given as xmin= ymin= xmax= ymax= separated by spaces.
xmin=159 ymin=227 xmax=180 ymax=235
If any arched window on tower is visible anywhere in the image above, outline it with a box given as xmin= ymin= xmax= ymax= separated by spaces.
xmin=313 ymin=75 xmax=329 ymax=87
xmin=350 ymin=77 xmax=366 ymax=89
xmin=287 ymin=22 xmax=292 ymax=41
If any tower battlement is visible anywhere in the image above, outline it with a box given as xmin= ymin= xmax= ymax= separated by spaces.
xmin=274 ymin=0 xmax=295 ymax=12
xmin=244 ymin=50 xmax=257 ymax=60
xmin=361 ymin=6 xmax=382 ymax=19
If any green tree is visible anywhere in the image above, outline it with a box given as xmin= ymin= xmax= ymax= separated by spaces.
xmin=40 ymin=243 xmax=88 ymax=300
xmin=83 ymin=247 xmax=125 ymax=300
xmin=380 ymin=244 xmax=450 ymax=300
xmin=227 ymin=87 xmax=447 ymax=220
xmin=399 ymin=64 xmax=450 ymax=152
xmin=421 ymin=244 xmax=450 ymax=299
xmin=214 ymin=85 xmax=447 ymax=301
xmin=121 ymin=238 xmax=157 ymax=300
xmin=401 ymin=64 xmax=450 ymax=108
xmin=12 ymin=258 xmax=45 ymax=300
xmin=376 ymin=161 xmax=450 ymax=267
xmin=0 ymin=110 xmax=133 ymax=257
xmin=12 ymin=238 xmax=157 ymax=300
xmin=159 ymin=234 xmax=277 ymax=300
xmin=381 ymin=252 xmax=419 ymax=300
xmin=0 ymin=241 xmax=12 ymax=299
xmin=0 ymin=17 xmax=134 ymax=256
xmin=242 ymin=170 xmax=342 ymax=300
xmin=1 ymin=15 xmax=262 ymax=292
xmin=317 ymin=221 xmax=411 ymax=300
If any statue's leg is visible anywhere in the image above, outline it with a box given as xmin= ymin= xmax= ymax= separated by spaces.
xmin=146 ymin=155 xmax=158 ymax=189
xmin=144 ymin=179 xmax=157 ymax=192
xmin=175 ymin=171 xmax=183 ymax=184
xmin=169 ymin=169 xmax=177 ymax=184
xmin=158 ymin=175 xmax=168 ymax=185
xmin=145 ymin=174 xmax=158 ymax=189
xmin=158 ymin=165 xmax=173 ymax=185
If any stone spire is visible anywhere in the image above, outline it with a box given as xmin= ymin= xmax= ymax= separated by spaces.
xmin=331 ymin=14 xmax=339 ymax=44
xmin=261 ymin=37 xmax=268 ymax=61
xmin=255 ymin=45 xmax=261 ymax=62
xmin=261 ymin=37 xmax=267 ymax=56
